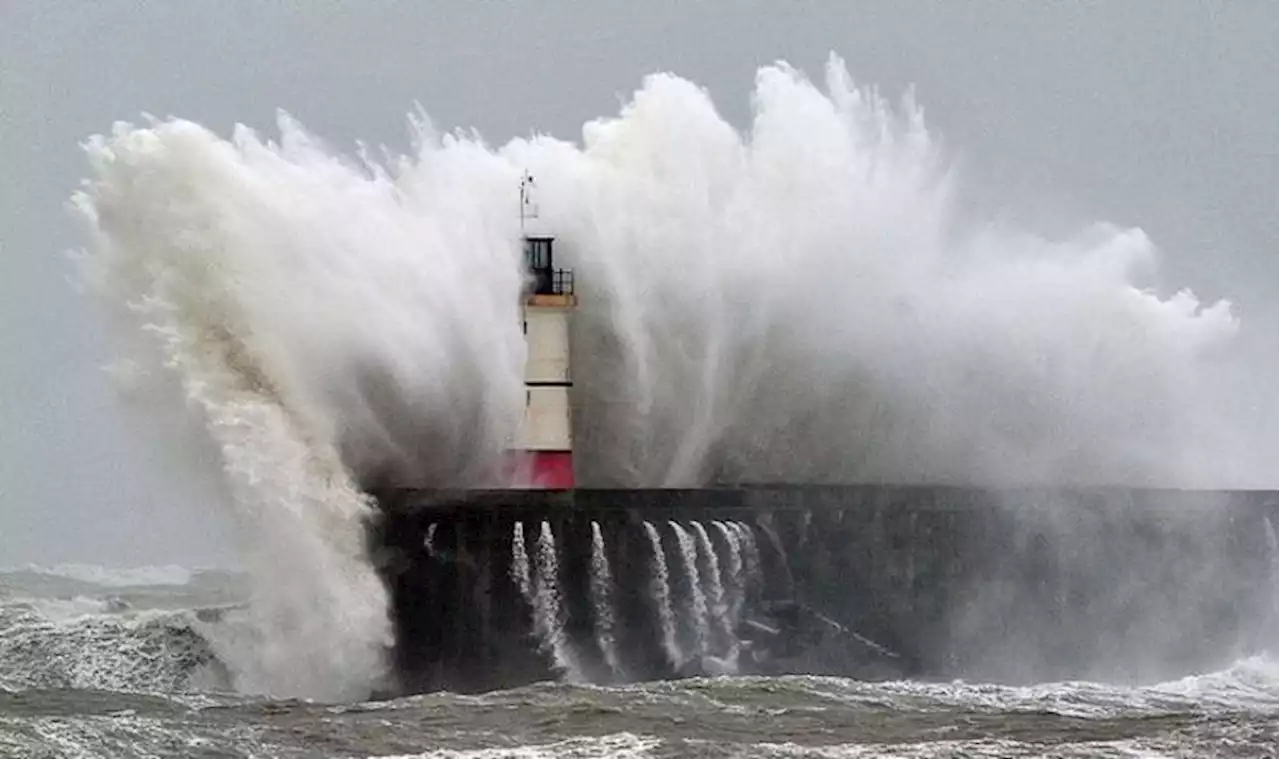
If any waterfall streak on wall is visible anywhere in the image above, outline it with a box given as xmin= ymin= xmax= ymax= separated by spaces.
xmin=692 ymin=521 xmax=732 ymax=655
xmin=670 ymin=521 xmax=710 ymax=656
xmin=589 ymin=521 xmax=623 ymax=677
xmin=642 ymin=521 xmax=682 ymax=667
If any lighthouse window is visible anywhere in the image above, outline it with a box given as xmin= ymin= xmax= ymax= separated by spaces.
xmin=524 ymin=238 xmax=553 ymax=270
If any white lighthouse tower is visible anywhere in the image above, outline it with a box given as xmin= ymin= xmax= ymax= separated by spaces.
xmin=512 ymin=173 xmax=576 ymax=489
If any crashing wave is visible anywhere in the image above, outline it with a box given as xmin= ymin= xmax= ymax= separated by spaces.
xmin=71 ymin=56 xmax=1265 ymax=700
xmin=0 ymin=601 xmax=237 ymax=693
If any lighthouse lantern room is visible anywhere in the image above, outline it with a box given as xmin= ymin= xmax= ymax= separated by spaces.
xmin=513 ymin=173 xmax=576 ymax=489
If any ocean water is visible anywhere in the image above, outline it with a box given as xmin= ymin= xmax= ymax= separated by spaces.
xmin=1 ymin=565 xmax=1274 ymax=758
xmin=55 ymin=56 xmax=1278 ymax=756
xmin=71 ymin=57 xmax=1272 ymax=704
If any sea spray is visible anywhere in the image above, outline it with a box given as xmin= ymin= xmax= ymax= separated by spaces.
xmin=72 ymin=116 xmax=525 ymax=699
xmin=589 ymin=521 xmax=623 ymax=678
xmin=85 ymin=59 xmax=1254 ymax=494
xmin=534 ymin=521 xmax=581 ymax=680
xmin=669 ymin=521 xmax=710 ymax=657
xmin=99 ymin=327 xmax=388 ymax=699
xmin=549 ymin=58 xmax=1249 ymax=489
xmin=642 ymin=521 xmax=682 ymax=667
xmin=72 ymin=55 xmax=1260 ymax=696
xmin=691 ymin=521 xmax=731 ymax=655
xmin=73 ymin=136 xmax=391 ymax=698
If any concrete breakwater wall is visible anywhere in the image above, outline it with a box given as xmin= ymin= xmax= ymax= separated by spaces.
xmin=368 ymin=487 xmax=1278 ymax=695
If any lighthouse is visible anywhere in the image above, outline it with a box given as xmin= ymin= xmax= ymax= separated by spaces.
xmin=512 ymin=173 xmax=576 ymax=489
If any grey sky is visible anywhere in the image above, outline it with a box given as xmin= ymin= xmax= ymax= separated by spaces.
xmin=1 ymin=1 xmax=1275 ymax=568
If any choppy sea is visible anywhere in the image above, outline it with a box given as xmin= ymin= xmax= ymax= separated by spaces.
xmin=1 ymin=565 xmax=1275 ymax=758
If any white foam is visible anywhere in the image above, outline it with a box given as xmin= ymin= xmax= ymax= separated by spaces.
xmin=21 ymin=596 xmax=122 ymax=621
xmin=0 ymin=603 xmax=226 ymax=692
xmin=775 ymin=655 xmax=1280 ymax=718
xmin=70 ymin=55 xmax=1265 ymax=699
xmin=2 ymin=714 xmax=267 ymax=759
xmin=1146 ymin=655 xmax=1279 ymax=710
xmin=368 ymin=733 xmax=661 ymax=759
xmin=709 ymin=737 xmax=1186 ymax=758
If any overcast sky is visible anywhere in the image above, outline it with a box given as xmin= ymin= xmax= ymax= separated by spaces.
xmin=1 ymin=1 xmax=1275 ymax=568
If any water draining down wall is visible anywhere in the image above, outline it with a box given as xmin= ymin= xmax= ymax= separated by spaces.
xmin=508 ymin=518 xmax=759 ymax=681
xmin=371 ymin=487 xmax=1278 ymax=695
xmin=589 ymin=521 xmax=623 ymax=678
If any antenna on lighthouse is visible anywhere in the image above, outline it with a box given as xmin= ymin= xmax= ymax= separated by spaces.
xmin=519 ymin=171 xmax=539 ymax=231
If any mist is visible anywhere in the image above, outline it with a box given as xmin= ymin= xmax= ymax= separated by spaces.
xmin=69 ymin=56 xmax=1272 ymax=696
xmin=3 ymin=1 xmax=1274 ymax=573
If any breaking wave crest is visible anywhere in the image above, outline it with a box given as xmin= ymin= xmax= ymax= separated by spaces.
xmin=71 ymin=56 xmax=1262 ymax=699
xmin=0 ymin=578 xmax=1273 ymax=758
xmin=0 ymin=600 xmax=232 ymax=693
xmin=5 ymin=564 xmax=195 ymax=588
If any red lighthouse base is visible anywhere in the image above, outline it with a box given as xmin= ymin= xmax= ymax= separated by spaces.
xmin=504 ymin=450 xmax=574 ymax=490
